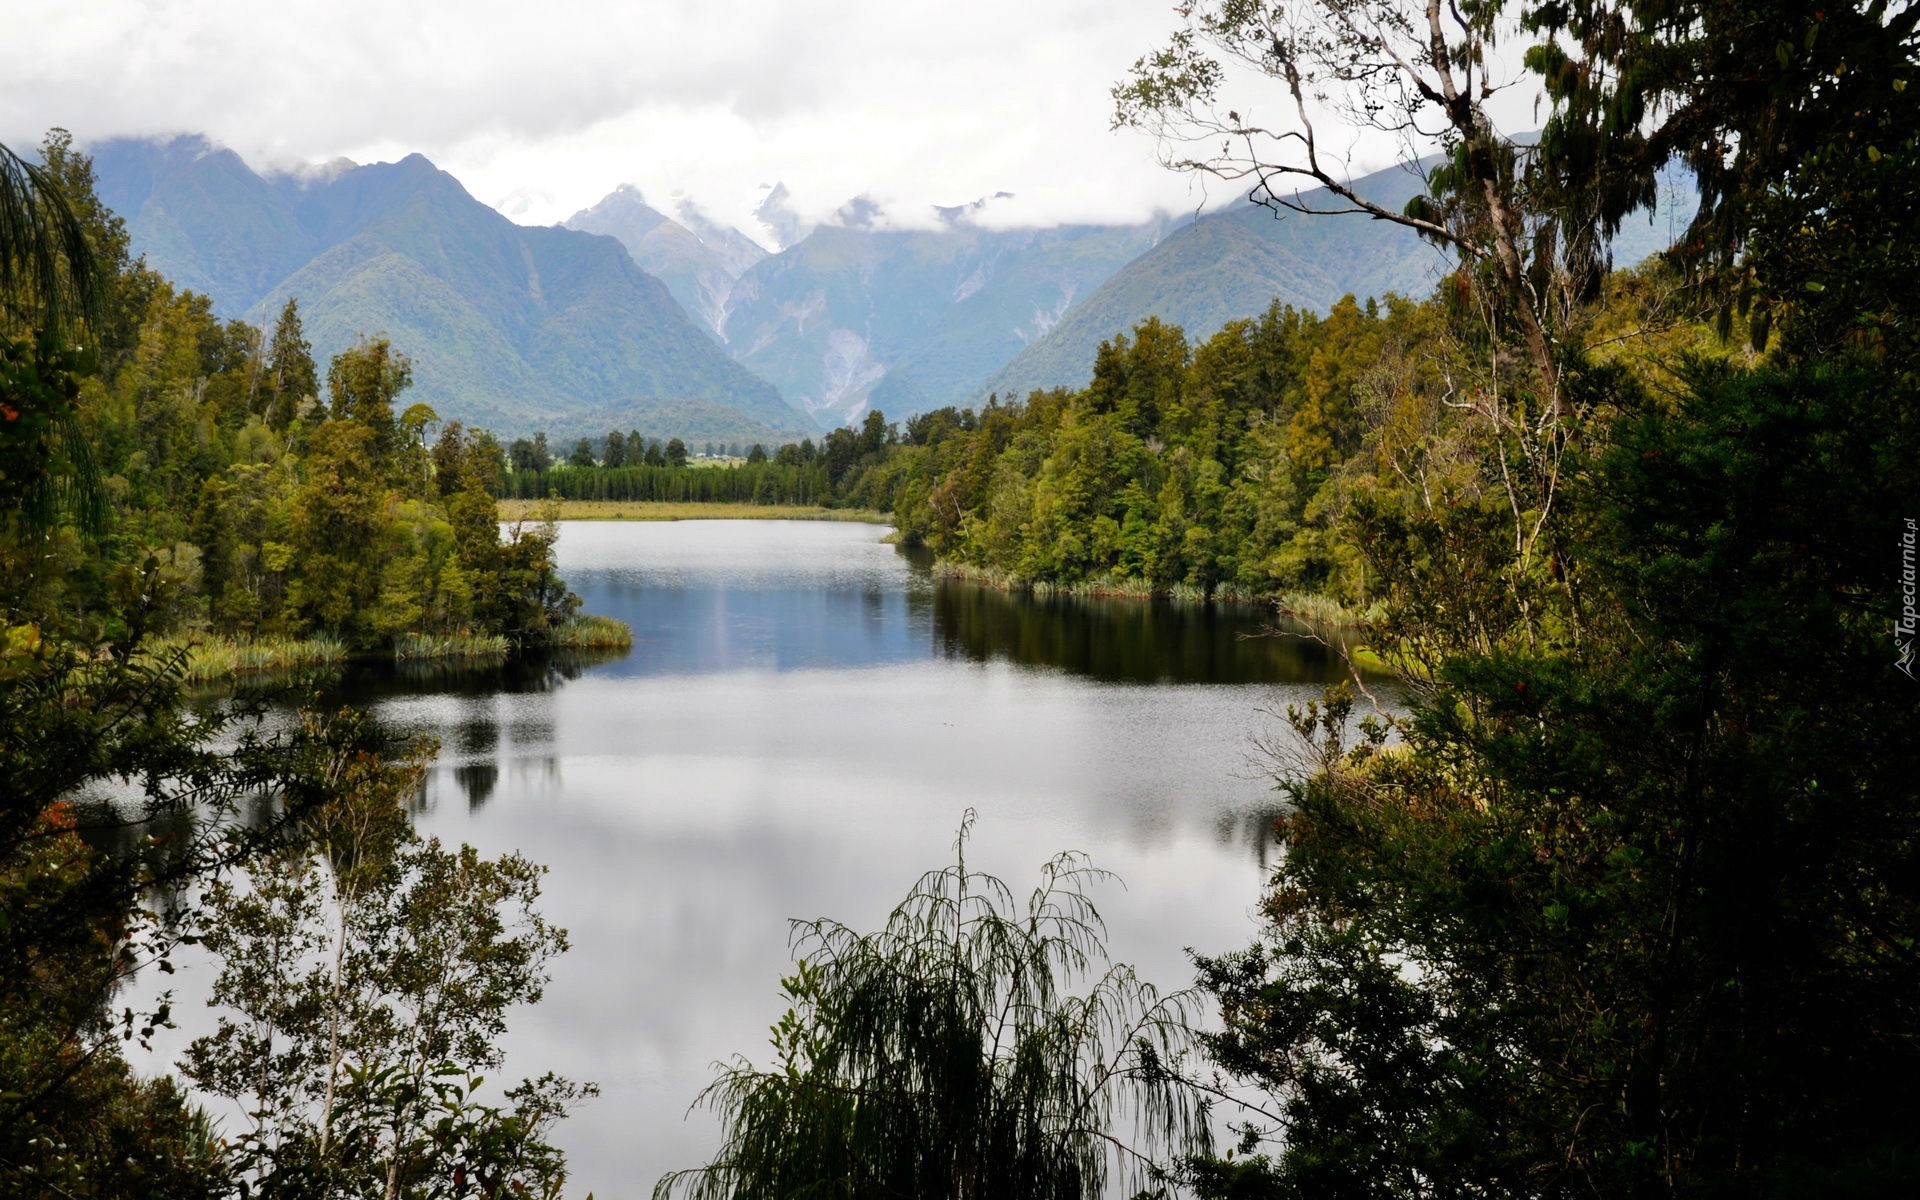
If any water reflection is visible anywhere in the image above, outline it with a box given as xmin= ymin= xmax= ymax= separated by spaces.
xmin=143 ymin=520 xmax=1385 ymax=1199
xmin=549 ymin=518 xmax=1352 ymax=687
xmin=453 ymin=761 xmax=498 ymax=809
xmin=928 ymin=578 xmax=1350 ymax=685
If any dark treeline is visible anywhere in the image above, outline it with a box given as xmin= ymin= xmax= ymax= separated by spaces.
xmin=505 ymin=459 xmax=833 ymax=505
xmin=501 ymin=409 xmax=899 ymax=508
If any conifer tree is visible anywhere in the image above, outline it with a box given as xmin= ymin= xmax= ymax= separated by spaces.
xmin=264 ymin=297 xmax=317 ymax=430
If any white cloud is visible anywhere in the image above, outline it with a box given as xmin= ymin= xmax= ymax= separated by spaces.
xmin=3 ymin=1 xmax=1507 ymax=234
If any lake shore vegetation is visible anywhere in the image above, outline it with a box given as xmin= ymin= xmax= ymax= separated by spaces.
xmin=1111 ymin=2 xmax=1920 ymax=1197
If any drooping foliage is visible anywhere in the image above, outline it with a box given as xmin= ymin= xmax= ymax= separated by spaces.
xmin=661 ymin=817 xmax=1209 ymax=1200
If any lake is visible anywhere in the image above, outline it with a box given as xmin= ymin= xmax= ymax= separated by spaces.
xmin=157 ymin=519 xmax=1366 ymax=1197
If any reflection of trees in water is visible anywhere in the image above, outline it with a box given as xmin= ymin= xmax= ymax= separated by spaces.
xmin=454 ymin=762 xmax=499 ymax=810
xmin=362 ymin=645 xmax=628 ymax=699
xmin=928 ymin=579 xmax=1354 ymax=685
xmin=456 ymin=715 xmax=498 ymax=756
xmin=1216 ymin=805 xmax=1289 ymax=871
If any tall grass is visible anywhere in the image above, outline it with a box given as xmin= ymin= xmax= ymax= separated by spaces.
xmin=393 ymin=631 xmax=510 ymax=660
xmin=1273 ymin=591 xmax=1387 ymax=629
xmin=545 ymin=615 xmax=633 ymax=649
xmin=933 ymin=561 xmax=1270 ymax=604
xmin=145 ymin=616 xmax=631 ymax=684
xmin=145 ymin=633 xmax=348 ymax=683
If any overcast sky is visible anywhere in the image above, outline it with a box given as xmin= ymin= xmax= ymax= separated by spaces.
xmin=5 ymin=0 xmax=1447 ymax=240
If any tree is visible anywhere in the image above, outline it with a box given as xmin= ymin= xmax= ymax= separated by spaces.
xmin=664 ymin=437 xmax=688 ymax=467
xmin=821 ymin=426 xmax=858 ymax=484
xmin=1114 ymin=1 xmax=1570 ymax=402
xmin=0 ymin=135 xmax=110 ymax=534
xmin=326 ymin=338 xmax=412 ymax=454
xmin=569 ymin=437 xmax=595 ymax=468
xmin=604 ymin=429 xmax=627 ymax=468
xmin=0 ymin=584 xmax=407 ymax=1196
xmin=1188 ymin=357 xmax=1920 ymax=1197
xmin=746 ymin=443 xmax=767 ymax=464
xmin=1524 ymin=0 xmax=1920 ymax=358
xmin=858 ymin=408 xmax=889 ymax=457
xmin=660 ymin=816 xmax=1207 ymax=1200
xmin=184 ymin=713 xmax=591 ymax=1198
xmin=264 ymin=298 xmax=318 ymax=429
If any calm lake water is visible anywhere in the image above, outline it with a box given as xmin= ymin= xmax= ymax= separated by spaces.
xmin=153 ymin=520 xmax=1369 ymax=1197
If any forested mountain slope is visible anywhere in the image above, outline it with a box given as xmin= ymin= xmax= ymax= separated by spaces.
xmin=977 ymin=164 xmax=1447 ymax=401
xmin=88 ymin=136 xmax=807 ymax=441
xmin=978 ymin=159 xmax=1698 ymax=404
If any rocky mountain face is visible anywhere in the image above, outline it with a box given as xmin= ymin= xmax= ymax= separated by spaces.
xmin=561 ymin=186 xmax=767 ymax=337
xmin=716 ymin=206 xmax=1171 ymax=425
xmin=89 ymin=136 xmax=807 ymax=442
xmin=561 ymin=181 xmax=1172 ymax=426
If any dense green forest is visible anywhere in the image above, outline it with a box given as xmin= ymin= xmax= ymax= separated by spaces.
xmin=4 ymin=132 xmax=624 ymax=676
xmin=526 ymin=278 xmax=1694 ymax=608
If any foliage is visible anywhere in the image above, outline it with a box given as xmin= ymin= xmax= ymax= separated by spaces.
xmin=0 ymin=131 xmax=610 ymax=657
xmin=1188 ymin=356 xmax=1920 ymax=1197
xmin=0 ymin=133 xmax=105 ymax=335
xmin=182 ymin=714 xmax=593 ymax=1199
xmin=1113 ymin=0 xmax=1573 ymax=402
xmin=660 ymin=816 xmax=1207 ymax=1200
xmin=892 ymin=296 xmax=1469 ymax=603
xmin=1525 ymin=0 xmax=1920 ymax=355
xmin=1097 ymin=5 xmax=1920 ymax=1198
xmin=0 ymin=605 xmax=391 ymax=1195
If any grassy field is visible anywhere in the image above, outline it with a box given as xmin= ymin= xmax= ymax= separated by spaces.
xmin=498 ymin=499 xmax=892 ymax=523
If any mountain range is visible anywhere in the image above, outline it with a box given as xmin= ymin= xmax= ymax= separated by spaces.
xmin=90 ymin=136 xmax=806 ymax=442
xmin=89 ymin=135 xmax=1692 ymax=442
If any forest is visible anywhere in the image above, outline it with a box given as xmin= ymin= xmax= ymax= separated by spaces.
xmin=4 ymin=132 xmax=624 ymax=681
xmin=5 ymin=0 xmax=1919 ymax=1197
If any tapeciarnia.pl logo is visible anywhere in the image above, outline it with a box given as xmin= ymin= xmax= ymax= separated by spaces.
xmin=1900 ymin=518 xmax=1917 ymax=679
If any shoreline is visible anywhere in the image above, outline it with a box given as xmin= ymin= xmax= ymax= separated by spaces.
xmin=498 ymin=499 xmax=892 ymax=524
xmin=148 ymin=615 xmax=633 ymax=684
xmin=925 ymin=559 xmax=1408 ymax=676
xmin=927 ymin=561 xmax=1383 ymax=622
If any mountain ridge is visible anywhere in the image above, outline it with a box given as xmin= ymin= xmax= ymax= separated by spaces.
xmin=88 ymin=136 xmax=810 ymax=441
